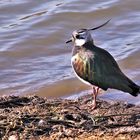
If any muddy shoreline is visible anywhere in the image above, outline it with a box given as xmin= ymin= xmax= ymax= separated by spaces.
xmin=0 ymin=94 xmax=140 ymax=140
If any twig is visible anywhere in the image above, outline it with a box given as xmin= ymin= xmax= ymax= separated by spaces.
xmin=94 ymin=113 xmax=139 ymax=119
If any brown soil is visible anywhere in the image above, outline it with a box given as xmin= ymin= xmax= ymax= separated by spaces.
xmin=0 ymin=94 xmax=140 ymax=140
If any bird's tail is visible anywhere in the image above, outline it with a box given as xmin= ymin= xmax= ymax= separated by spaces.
xmin=129 ymin=82 xmax=140 ymax=97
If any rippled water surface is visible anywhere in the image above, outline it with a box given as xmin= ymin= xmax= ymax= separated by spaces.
xmin=0 ymin=0 xmax=140 ymax=104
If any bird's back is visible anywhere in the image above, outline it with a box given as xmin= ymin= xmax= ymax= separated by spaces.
xmin=90 ymin=46 xmax=139 ymax=95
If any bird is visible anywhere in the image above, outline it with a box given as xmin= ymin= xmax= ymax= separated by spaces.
xmin=66 ymin=20 xmax=140 ymax=109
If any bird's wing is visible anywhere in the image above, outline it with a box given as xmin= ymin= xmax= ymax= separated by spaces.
xmin=87 ymin=47 xmax=132 ymax=91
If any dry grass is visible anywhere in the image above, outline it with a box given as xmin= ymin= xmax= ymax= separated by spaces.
xmin=0 ymin=94 xmax=140 ymax=140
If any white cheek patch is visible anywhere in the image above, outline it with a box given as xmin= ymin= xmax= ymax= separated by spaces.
xmin=75 ymin=39 xmax=86 ymax=46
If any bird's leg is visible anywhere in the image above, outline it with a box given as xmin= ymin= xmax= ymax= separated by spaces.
xmin=92 ymin=87 xmax=97 ymax=109
xmin=92 ymin=87 xmax=99 ymax=109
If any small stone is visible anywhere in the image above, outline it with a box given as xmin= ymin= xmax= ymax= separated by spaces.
xmin=8 ymin=135 xmax=19 ymax=140
xmin=38 ymin=119 xmax=46 ymax=126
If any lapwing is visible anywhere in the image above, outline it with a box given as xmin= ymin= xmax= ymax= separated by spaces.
xmin=66 ymin=20 xmax=140 ymax=109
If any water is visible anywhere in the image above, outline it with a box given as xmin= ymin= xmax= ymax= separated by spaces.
xmin=0 ymin=0 xmax=140 ymax=104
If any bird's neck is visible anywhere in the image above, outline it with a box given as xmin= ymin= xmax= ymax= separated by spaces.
xmin=72 ymin=41 xmax=95 ymax=56
xmin=72 ymin=46 xmax=81 ymax=56
xmin=83 ymin=41 xmax=95 ymax=49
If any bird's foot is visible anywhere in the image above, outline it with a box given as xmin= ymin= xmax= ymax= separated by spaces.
xmin=80 ymin=100 xmax=96 ymax=110
xmin=91 ymin=100 xmax=96 ymax=110
xmin=82 ymin=100 xmax=96 ymax=110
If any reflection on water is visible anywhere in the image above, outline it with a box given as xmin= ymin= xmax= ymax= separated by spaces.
xmin=0 ymin=0 xmax=140 ymax=104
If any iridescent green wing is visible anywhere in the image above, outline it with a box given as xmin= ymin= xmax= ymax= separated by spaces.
xmin=88 ymin=47 xmax=127 ymax=90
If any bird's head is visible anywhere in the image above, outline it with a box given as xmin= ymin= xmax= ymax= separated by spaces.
xmin=66 ymin=19 xmax=111 ymax=47
xmin=71 ymin=29 xmax=93 ymax=46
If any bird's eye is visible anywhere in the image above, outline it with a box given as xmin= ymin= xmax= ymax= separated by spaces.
xmin=76 ymin=34 xmax=80 ymax=39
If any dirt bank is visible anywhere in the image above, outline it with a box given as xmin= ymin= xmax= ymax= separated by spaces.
xmin=0 ymin=94 xmax=140 ymax=140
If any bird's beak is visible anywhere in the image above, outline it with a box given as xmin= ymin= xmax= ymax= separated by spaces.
xmin=89 ymin=19 xmax=111 ymax=31
xmin=66 ymin=38 xmax=72 ymax=44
